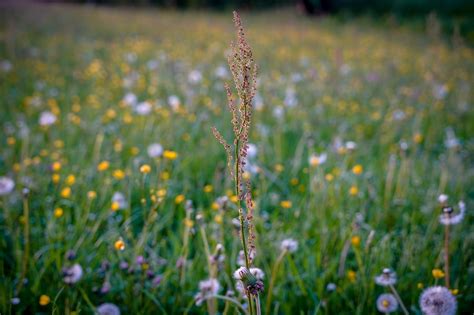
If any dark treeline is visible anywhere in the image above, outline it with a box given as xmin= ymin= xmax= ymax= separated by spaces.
xmin=63 ymin=0 xmax=474 ymax=16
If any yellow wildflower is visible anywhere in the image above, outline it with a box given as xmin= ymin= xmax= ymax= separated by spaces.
xmin=54 ymin=207 xmax=63 ymax=218
xmin=52 ymin=161 xmax=61 ymax=172
xmin=39 ymin=295 xmax=50 ymax=306
xmin=347 ymin=270 xmax=357 ymax=282
xmin=351 ymin=235 xmax=361 ymax=247
xmin=111 ymin=201 xmax=120 ymax=212
xmin=52 ymin=174 xmax=60 ymax=184
xmin=114 ymin=239 xmax=125 ymax=251
xmin=349 ymin=185 xmax=358 ymax=196
xmin=352 ymin=164 xmax=363 ymax=175
xmin=140 ymin=164 xmax=151 ymax=174
xmin=274 ymin=163 xmax=284 ymax=173
xmin=280 ymin=200 xmax=292 ymax=209
xmin=203 ymin=185 xmax=213 ymax=193
xmin=113 ymin=169 xmax=125 ymax=180
xmin=66 ymin=174 xmax=76 ymax=185
xmin=184 ymin=218 xmax=194 ymax=227
xmin=163 ymin=150 xmax=178 ymax=160
xmin=61 ymin=187 xmax=71 ymax=198
xmin=175 ymin=194 xmax=185 ymax=204
xmin=97 ymin=161 xmax=109 ymax=172
xmin=432 ymin=268 xmax=445 ymax=279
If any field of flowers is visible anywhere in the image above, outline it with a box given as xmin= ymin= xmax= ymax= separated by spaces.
xmin=0 ymin=3 xmax=473 ymax=315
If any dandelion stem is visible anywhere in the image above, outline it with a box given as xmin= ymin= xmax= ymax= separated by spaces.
xmin=199 ymin=225 xmax=216 ymax=315
xmin=287 ymin=254 xmax=308 ymax=296
xmin=255 ymin=294 xmax=262 ymax=315
xmin=389 ymin=284 xmax=409 ymax=315
xmin=444 ymin=223 xmax=450 ymax=289
xmin=235 ymin=139 xmax=254 ymax=315
xmin=265 ymin=250 xmax=286 ymax=315
xmin=16 ymin=193 xmax=30 ymax=295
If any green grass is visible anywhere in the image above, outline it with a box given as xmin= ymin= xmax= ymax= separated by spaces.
xmin=0 ymin=3 xmax=473 ymax=314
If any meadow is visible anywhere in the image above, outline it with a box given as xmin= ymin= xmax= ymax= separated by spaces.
xmin=0 ymin=4 xmax=473 ymax=314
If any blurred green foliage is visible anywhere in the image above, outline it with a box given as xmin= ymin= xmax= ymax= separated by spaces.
xmin=70 ymin=0 xmax=474 ymax=15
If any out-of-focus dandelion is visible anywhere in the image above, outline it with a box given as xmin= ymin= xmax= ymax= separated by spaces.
xmin=419 ymin=286 xmax=457 ymax=315
xmin=63 ymin=263 xmax=83 ymax=284
xmin=438 ymin=201 xmax=465 ymax=289
xmin=39 ymin=111 xmax=57 ymax=126
xmin=163 ymin=150 xmax=178 ymax=160
xmin=140 ymin=164 xmax=151 ymax=174
xmin=134 ymin=101 xmax=152 ymax=115
xmin=168 ymin=95 xmax=180 ymax=111
xmin=97 ymin=303 xmax=121 ymax=315
xmin=374 ymin=268 xmax=408 ymax=314
xmin=349 ymin=185 xmax=359 ymax=196
xmin=87 ymin=190 xmax=97 ymax=199
xmin=0 ymin=176 xmax=15 ymax=195
xmin=309 ymin=153 xmax=327 ymax=167
xmin=439 ymin=202 xmax=465 ymax=226
xmin=194 ymin=278 xmax=220 ymax=306
xmin=39 ymin=295 xmax=50 ymax=306
xmin=432 ymin=268 xmax=445 ymax=279
xmin=352 ymin=164 xmax=363 ymax=175
xmin=114 ymin=238 xmax=125 ymax=251
xmin=51 ymin=161 xmax=61 ymax=172
xmin=347 ymin=270 xmax=357 ymax=282
xmin=175 ymin=194 xmax=185 ymax=204
xmin=376 ymin=293 xmax=398 ymax=313
xmin=112 ymin=192 xmax=127 ymax=210
xmin=60 ymin=187 xmax=71 ymax=198
xmin=112 ymin=169 xmax=125 ymax=180
xmin=326 ymin=283 xmax=337 ymax=292
xmin=438 ymin=194 xmax=448 ymax=204
xmin=147 ymin=143 xmax=163 ymax=158
xmin=97 ymin=161 xmax=110 ymax=172
xmin=375 ymin=268 xmax=397 ymax=286
xmin=280 ymin=238 xmax=298 ymax=253
xmin=54 ymin=207 xmax=63 ymax=218
xmin=280 ymin=200 xmax=292 ymax=209
xmin=351 ymin=235 xmax=361 ymax=247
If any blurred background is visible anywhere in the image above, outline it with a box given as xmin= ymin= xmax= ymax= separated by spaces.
xmin=29 ymin=0 xmax=474 ymax=43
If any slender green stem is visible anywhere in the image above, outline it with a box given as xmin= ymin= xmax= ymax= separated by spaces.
xmin=287 ymin=254 xmax=308 ymax=296
xmin=444 ymin=224 xmax=450 ymax=289
xmin=254 ymin=294 xmax=262 ymax=315
xmin=389 ymin=284 xmax=409 ymax=315
xmin=199 ymin=225 xmax=216 ymax=315
xmin=16 ymin=194 xmax=30 ymax=295
xmin=234 ymin=139 xmax=254 ymax=315
xmin=265 ymin=250 xmax=286 ymax=315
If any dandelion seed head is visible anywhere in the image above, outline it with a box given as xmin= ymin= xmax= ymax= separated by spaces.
xmin=134 ymin=101 xmax=152 ymax=115
xmin=63 ymin=263 xmax=83 ymax=284
xmin=280 ymin=238 xmax=298 ymax=253
xmin=376 ymin=293 xmax=398 ymax=313
xmin=438 ymin=194 xmax=448 ymax=204
xmin=39 ymin=111 xmax=57 ymax=126
xmin=375 ymin=268 xmax=397 ymax=286
xmin=194 ymin=278 xmax=220 ymax=306
xmin=326 ymin=283 xmax=337 ymax=292
xmin=249 ymin=267 xmax=265 ymax=280
xmin=419 ymin=286 xmax=457 ymax=315
xmin=439 ymin=201 xmax=465 ymax=225
xmin=0 ymin=177 xmax=15 ymax=195
xmin=97 ymin=303 xmax=121 ymax=315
